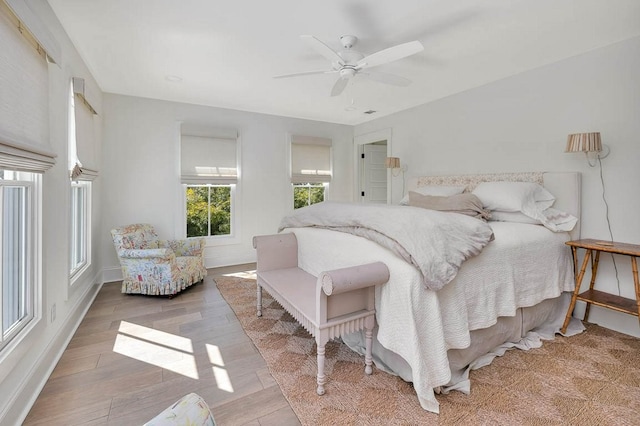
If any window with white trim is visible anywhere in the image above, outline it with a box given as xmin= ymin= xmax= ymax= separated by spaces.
xmin=70 ymin=180 xmax=90 ymax=278
xmin=67 ymin=77 xmax=97 ymax=282
xmin=1 ymin=0 xmax=56 ymax=354
xmin=181 ymin=126 xmax=238 ymax=238
xmin=0 ymin=170 xmax=36 ymax=351
xmin=291 ymin=135 xmax=332 ymax=209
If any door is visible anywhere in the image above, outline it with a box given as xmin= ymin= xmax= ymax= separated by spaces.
xmin=362 ymin=143 xmax=387 ymax=203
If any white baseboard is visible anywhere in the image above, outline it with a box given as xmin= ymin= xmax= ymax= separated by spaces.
xmin=102 ymin=266 xmax=123 ymax=283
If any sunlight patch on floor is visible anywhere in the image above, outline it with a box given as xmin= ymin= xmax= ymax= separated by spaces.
xmin=112 ymin=321 xmax=236 ymax=392
xmin=223 ymin=270 xmax=256 ymax=279
xmin=207 ymin=343 xmax=234 ymax=393
xmin=113 ymin=321 xmax=199 ymax=379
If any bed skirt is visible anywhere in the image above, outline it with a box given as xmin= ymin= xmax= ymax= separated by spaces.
xmin=342 ymin=292 xmax=584 ymax=397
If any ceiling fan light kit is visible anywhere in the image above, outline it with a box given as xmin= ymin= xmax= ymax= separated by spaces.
xmin=275 ymin=34 xmax=424 ymax=97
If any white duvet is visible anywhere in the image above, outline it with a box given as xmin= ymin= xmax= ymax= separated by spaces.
xmin=287 ymin=221 xmax=575 ymax=413
xmin=279 ymin=202 xmax=494 ymax=291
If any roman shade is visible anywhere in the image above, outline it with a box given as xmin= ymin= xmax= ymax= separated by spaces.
xmin=68 ymin=78 xmax=98 ymax=180
xmin=291 ymin=135 xmax=332 ymax=184
xmin=180 ymin=124 xmax=238 ymax=185
xmin=0 ymin=0 xmax=56 ymax=172
xmin=4 ymin=0 xmax=60 ymax=64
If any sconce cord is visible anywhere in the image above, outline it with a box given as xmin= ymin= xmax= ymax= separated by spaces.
xmin=599 ymin=155 xmax=621 ymax=295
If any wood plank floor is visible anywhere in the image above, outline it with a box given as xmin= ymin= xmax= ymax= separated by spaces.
xmin=24 ymin=265 xmax=301 ymax=426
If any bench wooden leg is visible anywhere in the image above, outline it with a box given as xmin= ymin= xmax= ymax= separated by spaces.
xmin=256 ymin=284 xmax=262 ymax=317
xmin=364 ymin=316 xmax=374 ymax=375
xmin=364 ymin=329 xmax=373 ymax=375
xmin=316 ymin=343 xmax=326 ymax=396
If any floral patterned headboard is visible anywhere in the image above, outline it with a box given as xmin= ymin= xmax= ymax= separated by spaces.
xmin=411 ymin=171 xmax=544 ymax=192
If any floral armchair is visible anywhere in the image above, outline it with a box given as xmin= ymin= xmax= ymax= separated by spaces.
xmin=111 ymin=223 xmax=207 ymax=296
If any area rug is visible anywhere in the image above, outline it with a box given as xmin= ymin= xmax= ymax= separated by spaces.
xmin=215 ymin=274 xmax=640 ymax=425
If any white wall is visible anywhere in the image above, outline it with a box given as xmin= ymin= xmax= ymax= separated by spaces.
xmin=101 ymin=94 xmax=354 ymax=279
xmin=355 ymin=36 xmax=640 ymax=337
xmin=0 ymin=1 xmax=104 ymax=424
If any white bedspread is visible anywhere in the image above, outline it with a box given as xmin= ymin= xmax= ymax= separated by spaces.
xmin=287 ymin=221 xmax=574 ymax=413
xmin=279 ymin=202 xmax=494 ymax=291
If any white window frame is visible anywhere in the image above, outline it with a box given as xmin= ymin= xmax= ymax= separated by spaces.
xmin=184 ymin=183 xmax=236 ymax=239
xmin=292 ymin=182 xmax=328 ymax=209
xmin=288 ymin=134 xmax=332 ymax=210
xmin=179 ymin=125 xmax=242 ymax=246
xmin=0 ymin=170 xmax=40 ymax=354
xmin=69 ymin=180 xmax=91 ymax=283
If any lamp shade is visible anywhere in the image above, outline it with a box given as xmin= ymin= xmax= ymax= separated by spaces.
xmin=566 ymin=132 xmax=602 ymax=153
xmin=385 ymin=157 xmax=400 ymax=168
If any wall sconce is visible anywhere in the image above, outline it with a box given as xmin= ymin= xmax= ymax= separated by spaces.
xmin=385 ymin=156 xmax=407 ymax=177
xmin=565 ymin=132 xmax=610 ymax=167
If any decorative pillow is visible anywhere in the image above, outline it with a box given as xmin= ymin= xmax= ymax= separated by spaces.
xmin=408 ymin=192 xmax=491 ymax=221
xmin=399 ymin=185 xmax=466 ymax=205
xmin=471 ymin=181 xmax=555 ymax=213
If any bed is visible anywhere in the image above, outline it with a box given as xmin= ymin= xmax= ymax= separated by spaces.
xmin=278 ymin=171 xmax=584 ymax=413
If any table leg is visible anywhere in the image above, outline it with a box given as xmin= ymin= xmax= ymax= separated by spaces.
xmin=561 ymin=247 xmax=592 ymax=334
xmin=583 ymin=250 xmax=601 ymax=322
xmin=631 ymin=256 xmax=640 ymax=325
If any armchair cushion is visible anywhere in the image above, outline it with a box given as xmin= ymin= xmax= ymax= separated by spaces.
xmin=118 ymin=248 xmax=175 ymax=260
xmin=111 ymin=223 xmax=207 ymax=296
xmin=159 ymin=238 xmax=204 ymax=257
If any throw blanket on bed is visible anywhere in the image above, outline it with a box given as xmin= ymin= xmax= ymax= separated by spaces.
xmin=279 ymin=202 xmax=494 ymax=291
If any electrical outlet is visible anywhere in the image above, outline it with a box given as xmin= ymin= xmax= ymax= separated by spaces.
xmin=51 ymin=303 xmax=56 ymax=323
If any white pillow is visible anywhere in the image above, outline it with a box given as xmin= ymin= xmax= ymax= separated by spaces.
xmin=490 ymin=206 xmax=578 ymax=232
xmin=472 ymin=181 xmax=555 ymax=213
xmin=531 ymin=207 xmax=578 ymax=232
xmin=399 ymin=185 xmax=466 ymax=205
xmin=489 ymin=211 xmax=540 ymax=224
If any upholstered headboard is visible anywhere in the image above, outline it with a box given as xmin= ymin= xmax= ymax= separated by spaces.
xmin=407 ymin=172 xmax=581 ymax=239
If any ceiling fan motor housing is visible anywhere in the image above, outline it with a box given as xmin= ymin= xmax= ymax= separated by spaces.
xmin=340 ymin=34 xmax=358 ymax=49
xmin=339 ymin=67 xmax=357 ymax=79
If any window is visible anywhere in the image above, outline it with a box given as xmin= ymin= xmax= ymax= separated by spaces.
xmin=0 ymin=170 xmax=36 ymax=352
xmin=186 ymin=185 xmax=233 ymax=237
xmin=180 ymin=125 xmax=238 ymax=239
xmin=1 ymin=0 xmax=56 ymax=355
xmin=67 ymin=79 xmax=96 ymax=282
xmin=70 ymin=180 xmax=90 ymax=278
xmin=290 ymin=135 xmax=332 ymax=209
xmin=293 ymin=182 xmax=326 ymax=209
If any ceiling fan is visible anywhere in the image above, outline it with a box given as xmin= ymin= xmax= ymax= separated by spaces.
xmin=274 ymin=35 xmax=424 ymax=97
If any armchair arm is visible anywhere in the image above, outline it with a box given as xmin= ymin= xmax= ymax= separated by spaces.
xmin=118 ymin=248 xmax=175 ymax=261
xmin=158 ymin=238 xmax=205 ymax=257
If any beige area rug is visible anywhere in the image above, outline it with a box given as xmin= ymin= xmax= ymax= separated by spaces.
xmin=215 ymin=274 xmax=640 ymax=425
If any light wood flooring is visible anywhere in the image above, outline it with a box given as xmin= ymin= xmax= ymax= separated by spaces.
xmin=24 ymin=264 xmax=301 ymax=426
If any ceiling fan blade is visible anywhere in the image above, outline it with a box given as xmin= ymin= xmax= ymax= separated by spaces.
xmin=273 ymin=70 xmax=335 ymax=79
xmin=363 ymin=70 xmax=411 ymax=86
xmin=301 ymin=35 xmax=344 ymax=65
xmin=356 ymin=40 xmax=424 ymax=69
xmin=330 ymin=78 xmax=349 ymax=97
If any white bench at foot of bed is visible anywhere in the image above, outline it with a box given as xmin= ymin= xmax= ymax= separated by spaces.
xmin=253 ymin=232 xmax=390 ymax=395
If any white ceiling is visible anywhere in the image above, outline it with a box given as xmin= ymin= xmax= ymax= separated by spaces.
xmin=46 ymin=0 xmax=640 ymax=126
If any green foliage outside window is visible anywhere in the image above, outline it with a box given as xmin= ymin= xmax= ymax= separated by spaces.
xmin=186 ymin=185 xmax=231 ymax=237
xmin=294 ymin=183 xmax=325 ymax=209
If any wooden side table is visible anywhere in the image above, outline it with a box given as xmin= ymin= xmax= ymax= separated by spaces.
xmin=561 ymin=238 xmax=640 ymax=333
